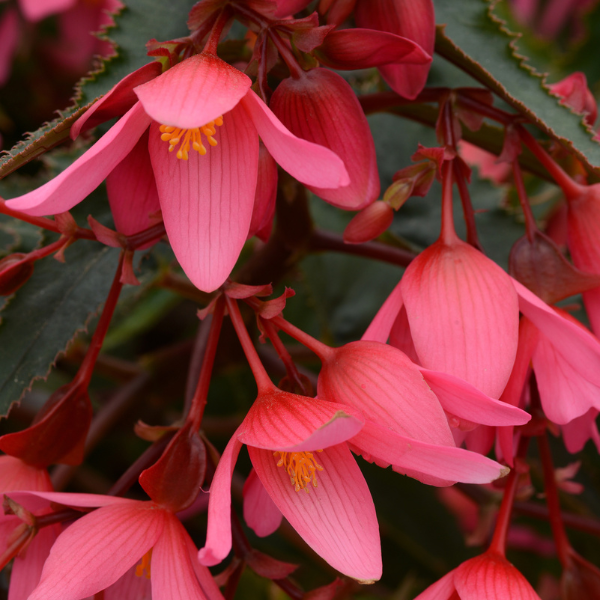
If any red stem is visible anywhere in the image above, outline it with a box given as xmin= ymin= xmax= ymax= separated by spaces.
xmin=243 ymin=296 xmax=333 ymax=360
xmin=488 ymin=435 xmax=531 ymax=555
xmin=187 ymin=298 xmax=225 ymax=430
xmin=23 ymin=236 xmax=70 ymax=263
xmin=538 ymin=432 xmax=572 ymax=566
xmin=75 ymin=252 xmax=125 ymax=387
xmin=453 ymin=158 xmax=482 ymax=250
xmin=455 ymin=92 xmax=516 ymax=125
xmin=225 ymin=296 xmax=275 ymax=393
xmin=440 ymin=160 xmax=457 ymax=245
xmin=268 ymin=30 xmax=304 ymax=79
xmin=203 ymin=7 xmax=232 ymax=54
xmin=517 ymin=126 xmax=583 ymax=199
xmin=512 ymin=160 xmax=538 ymax=242
xmin=125 ymin=222 xmax=166 ymax=250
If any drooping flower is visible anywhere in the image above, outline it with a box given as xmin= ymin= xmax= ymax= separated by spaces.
xmin=5 ymin=54 xmax=350 ymax=292
xmin=5 ymin=491 xmax=223 ymax=600
xmin=414 ymin=551 xmax=542 ymax=600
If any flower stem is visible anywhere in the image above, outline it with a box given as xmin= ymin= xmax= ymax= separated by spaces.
xmin=453 ymin=158 xmax=482 ymax=250
xmin=187 ymin=297 xmax=225 ymax=430
xmin=440 ymin=160 xmax=458 ymax=245
xmin=512 ymin=160 xmax=538 ymax=242
xmin=203 ymin=7 xmax=232 ymax=55
xmin=225 ymin=295 xmax=275 ymax=393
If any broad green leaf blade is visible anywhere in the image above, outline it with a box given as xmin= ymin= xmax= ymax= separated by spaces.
xmin=0 ymin=0 xmax=196 ymax=178
xmin=434 ymin=0 xmax=600 ymax=174
xmin=0 ymin=242 xmax=120 ymax=415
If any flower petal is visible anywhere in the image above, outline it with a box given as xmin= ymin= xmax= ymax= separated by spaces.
xmin=106 ymin=129 xmax=161 ymax=238
xmin=269 ymin=69 xmax=376 ymax=208
xmin=362 ymin=279 xmax=403 ymax=343
xmin=71 ymin=61 xmax=163 ymax=139
xmin=249 ymin=444 xmax=382 ymax=583
xmin=5 ymin=103 xmax=151 ymax=216
xmin=562 ymin=409 xmax=600 ymax=454
xmin=389 ymin=306 xmax=420 ymax=363
xmin=318 ymin=341 xmax=454 ymax=445
xmin=238 ymin=389 xmax=364 ymax=451
xmin=274 ymin=0 xmax=311 ymax=17
xmin=135 ymin=53 xmax=251 ymax=129
xmin=104 ymin=565 xmax=152 ymax=600
xmin=29 ymin=502 xmax=166 ymax=600
xmin=19 ymin=0 xmax=77 ymax=22
xmin=419 ymin=368 xmax=531 ymax=426
xmin=148 ymin=105 xmax=258 ymax=292
xmin=354 ymin=0 xmax=435 ymax=99
xmin=248 ymin=143 xmax=277 ymax=242
xmin=240 ymin=89 xmax=350 ymax=191
xmin=352 ymin=420 xmax=509 ymax=485
xmin=152 ymin=514 xmax=209 ymax=600
xmin=198 ymin=432 xmax=243 ymax=566
xmin=0 ymin=457 xmax=52 ymax=492
xmin=317 ymin=28 xmax=431 ymax=70
xmin=413 ymin=571 xmax=457 ymax=600
xmin=243 ymin=469 xmax=282 ymax=537
xmin=513 ymin=279 xmax=600 ymax=388
xmin=401 ymin=239 xmax=519 ymax=398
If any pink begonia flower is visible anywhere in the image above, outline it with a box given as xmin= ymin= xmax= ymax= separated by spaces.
xmin=5 ymin=490 xmax=223 ymax=600
xmin=0 ymin=456 xmax=59 ymax=600
xmin=414 ymin=551 xmax=542 ymax=600
xmin=561 ymin=409 xmax=600 ymax=454
xmin=354 ymin=0 xmax=435 ymax=99
xmin=458 ymin=141 xmax=512 ymax=185
xmin=198 ymin=388 xmax=384 ymax=582
xmin=5 ymin=54 xmax=350 ymax=292
xmin=0 ymin=8 xmax=19 ymax=86
xmin=399 ymin=235 xmax=520 ymax=400
xmin=18 ymin=0 xmax=77 ymax=22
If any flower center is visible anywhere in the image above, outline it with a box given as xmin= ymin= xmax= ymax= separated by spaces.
xmin=135 ymin=549 xmax=152 ymax=579
xmin=159 ymin=116 xmax=224 ymax=160
xmin=274 ymin=450 xmax=324 ymax=493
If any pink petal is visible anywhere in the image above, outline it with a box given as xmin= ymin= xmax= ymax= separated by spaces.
xmin=317 ymin=28 xmax=431 ymax=70
xmin=401 ymin=239 xmax=519 ymax=398
xmin=71 ymin=62 xmax=162 ymax=139
xmin=389 ymin=305 xmax=420 ymax=363
xmin=548 ymin=72 xmax=597 ymax=126
xmin=183 ymin=531 xmax=225 ymax=600
xmin=268 ymin=69 xmax=376 ymax=209
xmin=198 ymin=432 xmax=243 ymax=566
xmin=106 ymin=129 xmax=161 ymax=238
xmin=419 ymin=368 xmax=531 ymax=426
xmin=274 ymin=0 xmax=311 ymax=17
xmin=454 ymin=553 xmax=542 ymax=600
xmin=413 ymin=571 xmax=457 ymax=600
xmin=5 ymin=103 xmax=151 ymax=216
xmin=152 ymin=514 xmax=209 ymax=600
xmin=0 ymin=457 xmax=52 ymax=492
xmin=8 ymin=490 xmax=134 ymax=508
xmin=513 ymin=279 xmax=600 ymax=389
xmin=135 ymin=53 xmax=251 ymax=129
xmin=238 ymin=389 xmax=364 ymax=451
xmin=533 ymin=332 xmax=600 ymax=424
xmin=104 ymin=565 xmax=152 ymax=600
xmin=243 ymin=469 xmax=282 ymax=537
xmin=10 ymin=524 xmax=60 ymax=600
xmin=352 ymin=420 xmax=509 ymax=485
xmin=248 ymin=143 xmax=277 ymax=242
xmin=464 ymin=426 xmax=495 ymax=456
xmin=19 ymin=0 xmax=77 ymax=22
xmin=562 ymin=409 xmax=600 ymax=454
xmin=240 ymin=89 xmax=350 ymax=191
xmin=249 ymin=444 xmax=382 ymax=583
xmin=318 ymin=341 xmax=454 ymax=445
xmin=29 ymin=502 xmax=167 ymax=600
xmin=362 ymin=279 xmax=403 ymax=343
xmin=354 ymin=0 xmax=435 ymax=99
xmin=0 ymin=9 xmax=19 ymax=87
xmin=148 ymin=105 xmax=258 ymax=292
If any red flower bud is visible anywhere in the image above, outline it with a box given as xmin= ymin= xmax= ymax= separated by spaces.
xmin=343 ymin=201 xmax=393 ymax=244
xmin=0 ymin=254 xmax=35 ymax=296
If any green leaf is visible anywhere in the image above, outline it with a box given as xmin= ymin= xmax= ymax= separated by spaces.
xmin=0 ymin=242 xmax=120 ymax=415
xmin=0 ymin=0 xmax=196 ymax=178
xmin=434 ymin=0 xmax=600 ymax=174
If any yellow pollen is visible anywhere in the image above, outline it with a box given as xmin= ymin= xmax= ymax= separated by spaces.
xmin=274 ymin=450 xmax=324 ymax=493
xmin=159 ymin=116 xmax=224 ymax=160
xmin=135 ymin=549 xmax=152 ymax=579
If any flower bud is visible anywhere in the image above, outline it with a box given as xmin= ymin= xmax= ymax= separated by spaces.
xmin=343 ymin=201 xmax=393 ymax=244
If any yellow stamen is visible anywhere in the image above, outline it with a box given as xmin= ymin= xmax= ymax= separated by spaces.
xmin=135 ymin=549 xmax=152 ymax=579
xmin=274 ymin=450 xmax=324 ymax=493
xmin=159 ymin=116 xmax=223 ymax=160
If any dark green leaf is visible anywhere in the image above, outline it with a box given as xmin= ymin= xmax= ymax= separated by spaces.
xmin=0 ymin=242 xmax=120 ymax=415
xmin=434 ymin=0 xmax=600 ymax=175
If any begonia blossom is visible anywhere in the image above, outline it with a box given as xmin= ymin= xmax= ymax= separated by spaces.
xmin=5 ymin=54 xmax=350 ymax=292
xmin=5 ymin=490 xmax=223 ymax=600
xmin=414 ymin=551 xmax=542 ymax=599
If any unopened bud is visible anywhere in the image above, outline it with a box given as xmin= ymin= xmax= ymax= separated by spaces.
xmin=343 ymin=201 xmax=394 ymax=244
xmin=0 ymin=254 xmax=34 ymax=296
